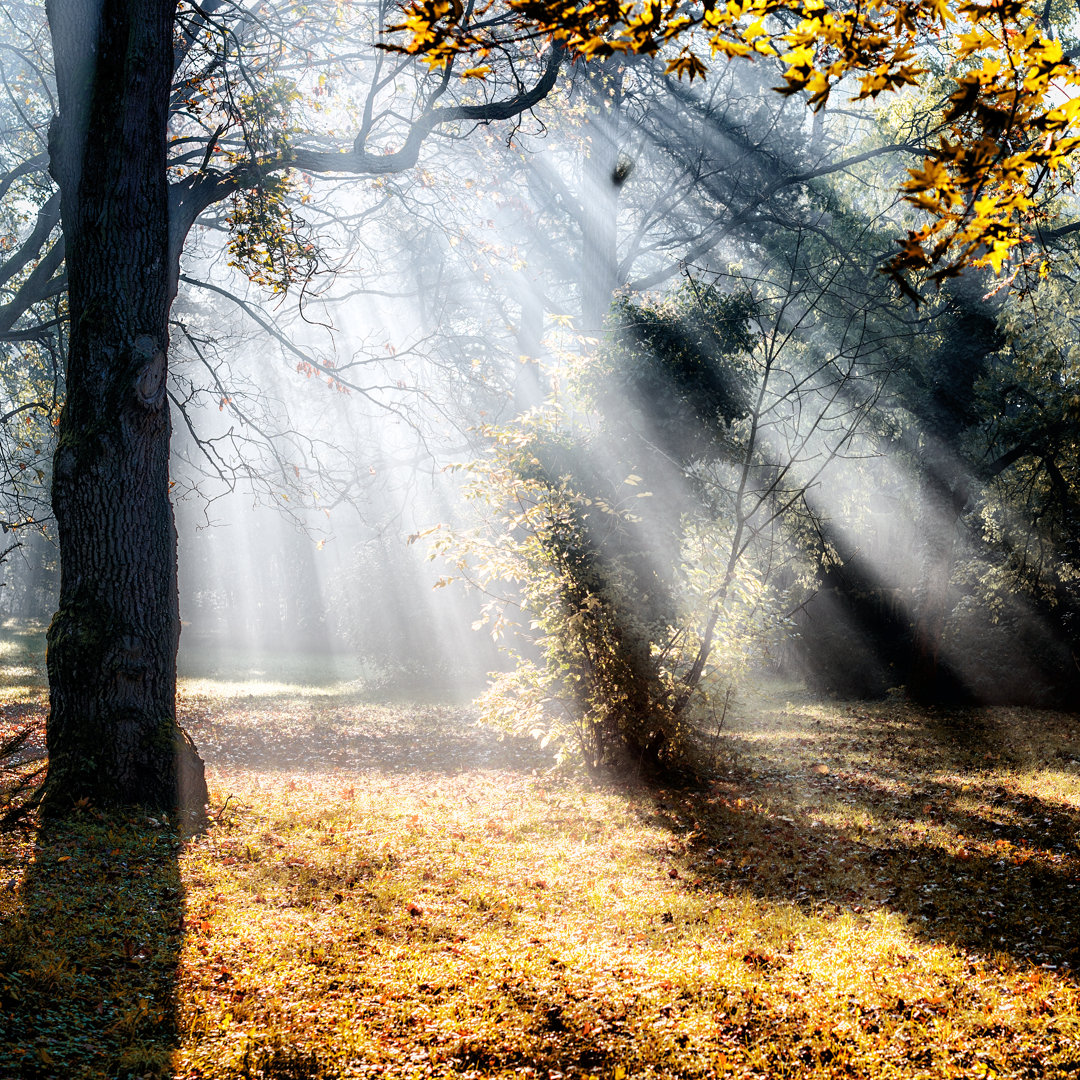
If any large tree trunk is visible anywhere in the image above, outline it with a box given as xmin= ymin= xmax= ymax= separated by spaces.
xmin=41 ymin=0 xmax=206 ymax=815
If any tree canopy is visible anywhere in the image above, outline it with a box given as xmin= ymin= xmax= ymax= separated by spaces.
xmin=391 ymin=0 xmax=1080 ymax=295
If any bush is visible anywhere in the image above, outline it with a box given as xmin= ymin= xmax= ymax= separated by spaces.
xmin=438 ymin=283 xmax=770 ymax=776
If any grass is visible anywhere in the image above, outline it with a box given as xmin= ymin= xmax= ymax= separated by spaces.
xmin=1 ymin=631 xmax=1079 ymax=1078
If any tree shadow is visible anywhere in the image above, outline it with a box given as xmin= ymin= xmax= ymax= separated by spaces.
xmin=648 ymin=704 xmax=1080 ymax=974
xmin=0 ymin=811 xmax=185 ymax=1079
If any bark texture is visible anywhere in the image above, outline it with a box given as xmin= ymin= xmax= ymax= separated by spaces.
xmin=42 ymin=0 xmax=206 ymax=814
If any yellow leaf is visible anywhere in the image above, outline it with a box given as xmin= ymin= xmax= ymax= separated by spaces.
xmin=742 ymin=17 xmax=767 ymax=39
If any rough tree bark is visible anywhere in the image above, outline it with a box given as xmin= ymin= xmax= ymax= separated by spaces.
xmin=42 ymin=0 xmax=206 ymax=814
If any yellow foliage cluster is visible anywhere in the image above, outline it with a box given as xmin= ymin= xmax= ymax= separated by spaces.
xmin=387 ymin=0 xmax=1080 ymax=295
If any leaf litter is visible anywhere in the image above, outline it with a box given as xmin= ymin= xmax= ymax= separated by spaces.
xmin=0 ymin=675 xmax=1078 ymax=1079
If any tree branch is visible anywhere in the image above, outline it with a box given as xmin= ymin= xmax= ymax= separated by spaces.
xmin=0 ymin=238 xmax=65 ymax=336
xmin=0 ymin=191 xmax=60 ymax=292
xmin=168 ymin=47 xmax=564 ymax=260
xmin=626 ymin=142 xmax=922 ymax=293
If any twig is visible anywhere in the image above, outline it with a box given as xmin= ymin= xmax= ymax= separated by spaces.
xmin=709 ymin=684 xmax=734 ymax=771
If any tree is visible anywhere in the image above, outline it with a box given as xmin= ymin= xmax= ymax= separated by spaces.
xmin=27 ymin=0 xmax=560 ymax=815
xmin=440 ymin=283 xmax=758 ymax=773
xmin=396 ymin=0 xmax=1080 ymax=294
xmin=43 ymin=0 xmax=200 ymax=811
xmin=391 ymin=39 xmax=942 ymax=720
xmin=23 ymin=0 xmax=1080 ymax=813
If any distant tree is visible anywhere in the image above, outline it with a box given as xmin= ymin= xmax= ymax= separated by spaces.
xmin=780 ymin=266 xmax=1080 ymax=706
xmin=449 ymin=267 xmax=900 ymax=771
xmin=444 ymin=283 xmax=758 ymax=774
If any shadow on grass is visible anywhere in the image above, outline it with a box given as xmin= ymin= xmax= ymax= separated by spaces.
xmin=184 ymin=679 xmax=1080 ymax=974
xmin=181 ymin=694 xmax=553 ymax=776
xmin=646 ymin=704 xmax=1080 ymax=975
xmin=0 ymin=812 xmax=184 ymax=1080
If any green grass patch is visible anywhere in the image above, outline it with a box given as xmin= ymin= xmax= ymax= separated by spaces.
xmin=0 ymin=620 xmax=47 ymax=693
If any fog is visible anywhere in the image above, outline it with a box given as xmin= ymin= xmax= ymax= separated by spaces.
xmin=3 ymin=10 xmax=1079 ymax=713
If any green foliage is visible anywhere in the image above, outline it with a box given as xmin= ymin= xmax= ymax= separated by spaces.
xmin=989 ymin=275 xmax=1080 ymax=579
xmin=453 ymin=408 xmax=682 ymax=772
xmin=582 ymin=289 xmax=757 ymax=468
xmin=446 ymin=285 xmax=763 ymax=774
xmin=226 ymin=174 xmax=317 ymax=294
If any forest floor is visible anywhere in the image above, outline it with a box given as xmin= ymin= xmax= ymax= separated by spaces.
xmin=1 ymin=626 xmax=1080 ymax=1078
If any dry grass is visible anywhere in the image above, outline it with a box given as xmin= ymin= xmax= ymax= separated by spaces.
xmin=1 ymin=642 xmax=1079 ymax=1079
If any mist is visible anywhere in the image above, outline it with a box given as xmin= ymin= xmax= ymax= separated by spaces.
xmin=3 ymin=8 xmax=1079 ymax=722
xmin=5 ymin=7 xmax=1080 ymax=1076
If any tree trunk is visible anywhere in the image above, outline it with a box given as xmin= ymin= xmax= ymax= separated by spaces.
xmin=41 ymin=0 xmax=206 ymax=815
xmin=907 ymin=470 xmax=966 ymax=705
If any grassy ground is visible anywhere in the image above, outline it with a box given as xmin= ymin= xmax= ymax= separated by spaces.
xmin=1 ymin=631 xmax=1079 ymax=1078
